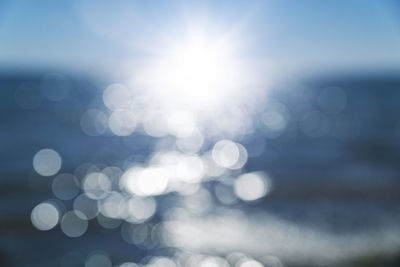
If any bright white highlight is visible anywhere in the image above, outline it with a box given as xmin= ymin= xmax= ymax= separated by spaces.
xmin=124 ymin=196 xmax=156 ymax=223
xmin=131 ymin=32 xmax=245 ymax=111
xmin=121 ymin=166 xmax=169 ymax=197
xmin=83 ymin=172 xmax=111 ymax=200
xmin=33 ymin=148 xmax=62 ymax=176
xmin=212 ymin=140 xmax=247 ymax=169
xmin=31 ymin=202 xmax=60 ymax=231
xmin=239 ymin=259 xmax=264 ymax=267
xmin=167 ymin=40 xmax=232 ymax=103
xmin=108 ymin=109 xmax=137 ymax=136
xmin=234 ymin=172 xmax=271 ymax=201
xmin=103 ymin=83 xmax=132 ymax=110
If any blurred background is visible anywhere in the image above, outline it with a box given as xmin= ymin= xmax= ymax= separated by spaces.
xmin=1 ymin=0 xmax=400 ymax=266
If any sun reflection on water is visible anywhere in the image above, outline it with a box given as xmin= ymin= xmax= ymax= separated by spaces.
xmin=23 ymin=20 xmax=400 ymax=267
xmin=29 ymin=28 xmax=275 ymax=265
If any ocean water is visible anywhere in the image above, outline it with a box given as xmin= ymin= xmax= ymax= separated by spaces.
xmin=1 ymin=71 xmax=400 ymax=267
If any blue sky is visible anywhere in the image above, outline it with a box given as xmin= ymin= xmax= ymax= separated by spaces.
xmin=0 ymin=0 xmax=399 ymax=75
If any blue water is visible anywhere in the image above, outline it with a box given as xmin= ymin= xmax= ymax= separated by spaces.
xmin=1 ymin=71 xmax=400 ymax=266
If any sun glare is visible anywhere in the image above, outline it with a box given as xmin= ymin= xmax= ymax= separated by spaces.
xmin=169 ymin=38 xmax=232 ymax=99
xmin=131 ymin=31 xmax=246 ymax=111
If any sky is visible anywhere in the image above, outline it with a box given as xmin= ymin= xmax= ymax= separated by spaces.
xmin=0 ymin=0 xmax=400 ymax=76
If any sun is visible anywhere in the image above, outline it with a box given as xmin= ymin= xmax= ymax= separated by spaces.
xmin=131 ymin=30 xmax=245 ymax=111
xmin=169 ymin=37 xmax=231 ymax=98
